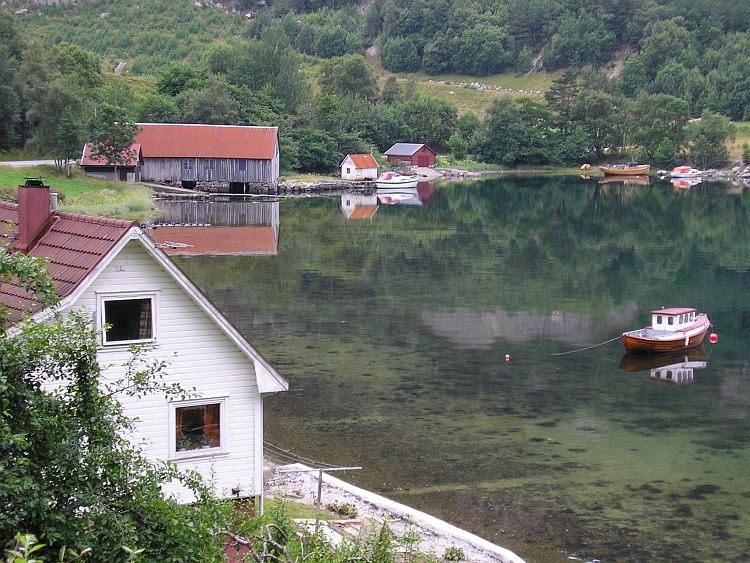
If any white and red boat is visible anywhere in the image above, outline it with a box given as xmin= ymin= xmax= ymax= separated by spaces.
xmin=621 ymin=307 xmax=711 ymax=354
xmin=376 ymin=171 xmax=419 ymax=188
xmin=670 ymin=166 xmax=702 ymax=179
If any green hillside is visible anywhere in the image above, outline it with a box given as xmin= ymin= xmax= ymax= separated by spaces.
xmin=2 ymin=0 xmax=748 ymax=172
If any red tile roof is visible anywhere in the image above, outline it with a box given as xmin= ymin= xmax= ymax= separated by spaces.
xmin=136 ymin=124 xmax=278 ymax=159
xmin=148 ymin=226 xmax=278 ymax=255
xmin=0 ymin=201 xmax=137 ymax=324
xmin=347 ymin=154 xmax=378 ymax=169
xmin=80 ymin=143 xmax=142 ymax=166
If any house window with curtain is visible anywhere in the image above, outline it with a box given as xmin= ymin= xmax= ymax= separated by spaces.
xmin=100 ymin=295 xmax=157 ymax=345
xmin=174 ymin=401 xmax=223 ymax=453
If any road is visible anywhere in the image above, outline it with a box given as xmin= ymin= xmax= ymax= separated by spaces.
xmin=0 ymin=160 xmax=64 ymax=168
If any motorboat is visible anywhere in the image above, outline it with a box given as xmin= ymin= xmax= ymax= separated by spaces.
xmin=670 ymin=166 xmax=702 ymax=179
xmin=621 ymin=307 xmax=710 ymax=353
xmin=376 ymin=171 xmax=419 ymax=188
xmin=599 ymin=163 xmax=651 ymax=176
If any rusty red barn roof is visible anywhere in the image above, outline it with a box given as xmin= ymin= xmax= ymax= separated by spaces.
xmin=136 ymin=124 xmax=278 ymax=159
xmin=0 ymin=201 xmax=137 ymax=324
xmin=148 ymin=226 xmax=278 ymax=256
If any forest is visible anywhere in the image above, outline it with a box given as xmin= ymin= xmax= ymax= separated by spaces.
xmin=1 ymin=0 xmax=749 ymax=172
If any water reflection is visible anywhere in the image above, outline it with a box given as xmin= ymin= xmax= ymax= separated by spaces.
xmin=672 ymin=178 xmax=702 ymax=189
xmin=150 ymin=199 xmax=279 ymax=255
xmin=619 ymin=347 xmax=708 ymax=384
xmin=340 ymin=194 xmax=378 ymax=220
xmin=597 ymin=175 xmax=650 ymax=186
xmin=172 ymin=176 xmax=750 ymax=563
xmin=377 ymin=182 xmax=436 ymax=206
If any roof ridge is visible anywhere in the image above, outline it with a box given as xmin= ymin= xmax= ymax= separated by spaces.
xmin=53 ymin=210 xmax=139 ymax=228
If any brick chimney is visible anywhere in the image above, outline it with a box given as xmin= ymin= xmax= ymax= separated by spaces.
xmin=14 ymin=179 xmax=51 ymax=252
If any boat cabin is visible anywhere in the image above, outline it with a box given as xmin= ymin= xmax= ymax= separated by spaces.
xmin=651 ymin=308 xmax=697 ymax=332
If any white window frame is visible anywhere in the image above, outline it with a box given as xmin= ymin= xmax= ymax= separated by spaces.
xmin=98 ymin=291 xmax=159 ymax=346
xmin=170 ymin=396 xmax=228 ymax=459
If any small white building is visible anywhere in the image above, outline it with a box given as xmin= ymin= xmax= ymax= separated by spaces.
xmin=341 ymin=154 xmax=379 ymax=181
xmin=0 ymin=181 xmax=288 ymax=504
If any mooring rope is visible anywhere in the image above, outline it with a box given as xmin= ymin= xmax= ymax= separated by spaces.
xmin=548 ymin=335 xmax=621 ymax=356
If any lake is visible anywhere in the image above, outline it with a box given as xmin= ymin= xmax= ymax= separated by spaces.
xmin=167 ymin=175 xmax=750 ymax=563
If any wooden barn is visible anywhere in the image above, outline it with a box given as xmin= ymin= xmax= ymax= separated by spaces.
xmin=80 ymin=143 xmax=142 ymax=182
xmin=340 ymin=154 xmax=379 ymax=180
xmin=136 ymin=124 xmax=279 ymax=192
xmin=383 ymin=143 xmax=437 ymax=167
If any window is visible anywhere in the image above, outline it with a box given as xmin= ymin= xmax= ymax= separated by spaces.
xmin=174 ymin=401 xmax=223 ymax=453
xmin=346 ymin=167 xmax=351 ymax=174
xmin=668 ymin=317 xmax=674 ymax=325
xmin=238 ymin=159 xmax=247 ymax=171
xmin=205 ymin=159 xmax=214 ymax=171
xmin=182 ymin=159 xmax=192 ymax=171
xmin=102 ymin=297 xmax=155 ymax=344
xmin=656 ymin=315 xmax=662 ymax=324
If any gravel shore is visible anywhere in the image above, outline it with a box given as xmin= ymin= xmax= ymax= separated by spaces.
xmin=264 ymin=462 xmax=525 ymax=563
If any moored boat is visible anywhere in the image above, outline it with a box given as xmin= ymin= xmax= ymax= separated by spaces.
xmin=599 ymin=163 xmax=651 ymax=176
xmin=376 ymin=171 xmax=419 ymax=188
xmin=670 ymin=166 xmax=702 ymax=179
xmin=621 ymin=307 xmax=710 ymax=353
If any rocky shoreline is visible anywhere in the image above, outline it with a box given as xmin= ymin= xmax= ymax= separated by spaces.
xmin=263 ymin=461 xmax=525 ymax=563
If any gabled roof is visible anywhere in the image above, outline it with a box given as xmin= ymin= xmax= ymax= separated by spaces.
xmin=384 ymin=143 xmax=433 ymax=156
xmin=0 ymin=197 xmax=287 ymax=392
xmin=0 ymin=202 xmax=137 ymax=324
xmin=80 ymin=143 xmax=142 ymax=167
xmin=344 ymin=154 xmax=379 ymax=169
xmin=136 ymin=123 xmax=278 ymax=160
xmin=149 ymin=226 xmax=278 ymax=256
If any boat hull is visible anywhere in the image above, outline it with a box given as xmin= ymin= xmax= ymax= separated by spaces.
xmin=621 ymin=315 xmax=710 ymax=353
xmin=376 ymin=178 xmax=419 ymax=188
xmin=599 ymin=164 xmax=651 ymax=176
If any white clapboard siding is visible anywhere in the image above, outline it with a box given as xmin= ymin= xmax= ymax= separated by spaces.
xmin=71 ymin=240 xmax=263 ymax=501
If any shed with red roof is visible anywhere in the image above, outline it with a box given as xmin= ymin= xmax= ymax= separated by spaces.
xmin=340 ymin=154 xmax=379 ymax=181
xmin=135 ymin=123 xmax=280 ymax=191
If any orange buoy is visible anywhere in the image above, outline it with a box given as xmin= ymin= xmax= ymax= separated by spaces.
xmin=709 ymin=333 xmax=718 ymax=344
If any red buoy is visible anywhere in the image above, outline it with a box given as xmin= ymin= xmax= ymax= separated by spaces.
xmin=505 ymin=354 xmax=511 ymax=361
xmin=709 ymin=333 xmax=718 ymax=344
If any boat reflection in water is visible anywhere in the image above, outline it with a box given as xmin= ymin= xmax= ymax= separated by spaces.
xmin=598 ymin=175 xmax=651 ymax=186
xmin=377 ymin=182 xmax=436 ymax=206
xmin=619 ymin=346 xmax=708 ymax=385
xmin=672 ymin=178 xmax=702 ymax=189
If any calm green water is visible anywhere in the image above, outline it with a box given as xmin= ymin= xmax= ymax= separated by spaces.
xmin=173 ymin=176 xmax=750 ymax=563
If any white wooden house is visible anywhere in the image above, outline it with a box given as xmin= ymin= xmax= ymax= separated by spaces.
xmin=0 ymin=181 xmax=288 ymax=504
xmin=340 ymin=154 xmax=379 ymax=181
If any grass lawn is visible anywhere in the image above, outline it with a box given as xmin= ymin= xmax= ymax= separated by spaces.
xmin=730 ymin=122 xmax=750 ymax=158
xmin=0 ymin=164 xmax=157 ymax=221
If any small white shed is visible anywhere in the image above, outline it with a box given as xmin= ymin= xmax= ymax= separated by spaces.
xmin=341 ymin=154 xmax=379 ymax=181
